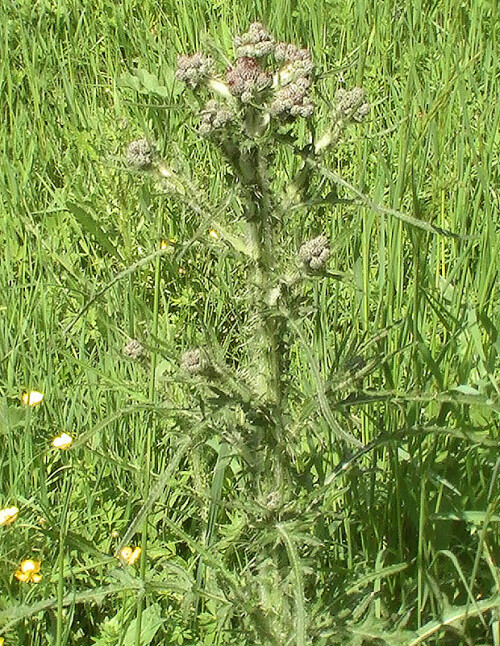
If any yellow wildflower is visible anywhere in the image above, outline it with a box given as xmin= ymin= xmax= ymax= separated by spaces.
xmin=120 ymin=546 xmax=141 ymax=565
xmin=208 ymin=228 xmax=219 ymax=240
xmin=0 ymin=506 xmax=19 ymax=527
xmin=21 ymin=391 xmax=44 ymax=406
xmin=14 ymin=559 xmax=42 ymax=583
xmin=160 ymin=239 xmax=168 ymax=250
xmin=51 ymin=432 xmax=73 ymax=449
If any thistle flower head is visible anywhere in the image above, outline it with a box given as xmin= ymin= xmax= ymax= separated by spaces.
xmin=126 ymin=139 xmax=154 ymax=170
xmin=298 ymin=235 xmax=331 ymax=272
xmin=226 ymin=57 xmax=272 ymax=103
xmin=199 ymin=99 xmax=234 ymax=138
xmin=14 ymin=559 xmax=42 ymax=583
xmin=275 ymin=42 xmax=314 ymax=77
xmin=234 ymin=22 xmax=275 ymax=59
xmin=0 ymin=506 xmax=19 ymax=526
xmin=122 ymin=338 xmax=145 ymax=360
xmin=175 ymin=53 xmax=214 ymax=88
xmin=181 ymin=348 xmax=212 ymax=376
xmin=270 ymin=77 xmax=314 ymax=119
xmin=334 ymin=87 xmax=371 ymax=122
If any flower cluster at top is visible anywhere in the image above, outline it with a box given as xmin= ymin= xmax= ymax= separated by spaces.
xmin=174 ymin=22 xmax=319 ymax=136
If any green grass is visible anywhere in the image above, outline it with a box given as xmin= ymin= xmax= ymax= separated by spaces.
xmin=1 ymin=0 xmax=499 ymax=644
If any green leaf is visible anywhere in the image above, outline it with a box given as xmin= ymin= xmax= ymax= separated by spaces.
xmin=136 ymin=68 xmax=169 ymax=97
xmin=66 ymin=202 xmax=120 ymax=259
xmin=118 ymin=71 xmax=142 ymax=92
xmin=0 ymin=398 xmax=25 ymax=433
xmin=453 ymin=384 xmax=480 ymax=396
xmin=123 ymin=603 xmax=164 ymax=646
xmin=431 ymin=511 xmax=500 ymax=523
xmin=118 ymin=68 xmax=180 ymax=99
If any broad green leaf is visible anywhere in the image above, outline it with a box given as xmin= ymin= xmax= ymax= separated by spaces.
xmin=66 ymin=202 xmax=120 ymax=259
xmin=123 ymin=603 xmax=164 ymax=646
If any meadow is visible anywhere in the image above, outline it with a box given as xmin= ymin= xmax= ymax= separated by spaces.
xmin=0 ymin=0 xmax=499 ymax=644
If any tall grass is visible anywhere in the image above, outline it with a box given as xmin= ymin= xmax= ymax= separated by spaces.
xmin=1 ymin=0 xmax=499 ymax=644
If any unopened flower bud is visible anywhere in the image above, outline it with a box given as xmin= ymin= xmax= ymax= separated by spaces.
xmin=181 ymin=348 xmax=211 ymax=376
xmin=270 ymin=77 xmax=314 ymax=119
xmin=234 ymin=22 xmax=275 ymax=59
xmin=226 ymin=58 xmax=272 ymax=103
xmin=126 ymin=139 xmax=154 ymax=170
xmin=123 ymin=339 xmax=145 ymax=360
xmin=334 ymin=87 xmax=371 ymax=122
xmin=298 ymin=235 xmax=331 ymax=272
xmin=275 ymin=42 xmax=314 ymax=77
xmin=175 ymin=53 xmax=214 ymax=88
xmin=199 ymin=99 xmax=233 ymax=137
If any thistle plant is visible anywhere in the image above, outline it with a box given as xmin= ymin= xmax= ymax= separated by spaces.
xmin=125 ymin=21 xmax=373 ymax=644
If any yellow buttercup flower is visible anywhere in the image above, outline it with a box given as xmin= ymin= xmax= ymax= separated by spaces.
xmin=51 ymin=432 xmax=73 ymax=449
xmin=208 ymin=228 xmax=220 ymax=240
xmin=21 ymin=391 xmax=44 ymax=406
xmin=120 ymin=546 xmax=141 ymax=565
xmin=160 ymin=239 xmax=177 ymax=252
xmin=14 ymin=559 xmax=42 ymax=583
xmin=0 ymin=636 xmax=4 ymax=645
xmin=0 ymin=506 xmax=19 ymax=526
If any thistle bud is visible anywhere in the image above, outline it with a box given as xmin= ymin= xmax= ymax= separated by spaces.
xmin=234 ymin=22 xmax=275 ymax=59
xmin=275 ymin=42 xmax=314 ymax=78
xmin=270 ymin=77 xmax=314 ymax=119
xmin=298 ymin=235 xmax=331 ymax=272
xmin=126 ymin=139 xmax=154 ymax=170
xmin=181 ymin=348 xmax=211 ymax=376
xmin=123 ymin=339 xmax=145 ymax=360
xmin=334 ymin=87 xmax=371 ymax=122
xmin=175 ymin=53 xmax=214 ymax=88
xmin=199 ymin=99 xmax=233 ymax=138
xmin=226 ymin=58 xmax=272 ymax=103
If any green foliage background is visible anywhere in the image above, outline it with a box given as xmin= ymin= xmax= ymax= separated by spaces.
xmin=1 ymin=0 xmax=499 ymax=644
